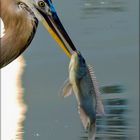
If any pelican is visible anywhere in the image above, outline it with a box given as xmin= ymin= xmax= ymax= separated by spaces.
xmin=0 ymin=0 xmax=77 ymax=68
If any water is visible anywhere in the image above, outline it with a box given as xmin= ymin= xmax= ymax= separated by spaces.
xmin=3 ymin=0 xmax=138 ymax=139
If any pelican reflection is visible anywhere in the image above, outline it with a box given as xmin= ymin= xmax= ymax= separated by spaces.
xmin=1 ymin=56 xmax=27 ymax=140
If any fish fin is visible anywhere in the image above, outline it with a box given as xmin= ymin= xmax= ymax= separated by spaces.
xmin=61 ymin=79 xmax=72 ymax=98
xmin=88 ymin=122 xmax=96 ymax=140
xmin=87 ymin=65 xmax=105 ymax=115
xmin=78 ymin=106 xmax=90 ymax=130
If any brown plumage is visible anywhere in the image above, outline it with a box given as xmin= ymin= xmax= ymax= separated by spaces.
xmin=0 ymin=0 xmax=38 ymax=68
xmin=0 ymin=0 xmax=77 ymax=68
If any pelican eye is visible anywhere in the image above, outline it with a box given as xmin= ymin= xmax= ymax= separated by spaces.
xmin=38 ymin=1 xmax=45 ymax=8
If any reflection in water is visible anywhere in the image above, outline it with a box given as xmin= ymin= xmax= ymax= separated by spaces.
xmin=80 ymin=88 xmax=131 ymax=140
xmin=1 ymin=56 xmax=27 ymax=140
xmin=80 ymin=0 xmax=126 ymax=18
xmin=100 ymin=85 xmax=124 ymax=94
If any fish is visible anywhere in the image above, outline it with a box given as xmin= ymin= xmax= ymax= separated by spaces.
xmin=61 ymin=51 xmax=105 ymax=140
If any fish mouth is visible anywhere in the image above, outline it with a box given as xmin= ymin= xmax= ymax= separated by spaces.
xmin=35 ymin=2 xmax=77 ymax=58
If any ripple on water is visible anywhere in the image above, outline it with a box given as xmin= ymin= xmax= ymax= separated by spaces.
xmin=80 ymin=0 xmax=126 ymax=19
xmin=80 ymin=86 xmax=133 ymax=140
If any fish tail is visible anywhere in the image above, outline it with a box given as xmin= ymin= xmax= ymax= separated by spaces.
xmin=88 ymin=122 xmax=96 ymax=140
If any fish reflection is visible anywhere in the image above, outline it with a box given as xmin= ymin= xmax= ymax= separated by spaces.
xmin=100 ymin=85 xmax=124 ymax=94
xmin=1 ymin=56 xmax=27 ymax=140
xmin=80 ymin=87 xmax=130 ymax=140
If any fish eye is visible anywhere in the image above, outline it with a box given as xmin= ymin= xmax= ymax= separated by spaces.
xmin=38 ymin=1 xmax=45 ymax=8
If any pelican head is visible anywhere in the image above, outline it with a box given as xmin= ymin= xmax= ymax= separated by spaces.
xmin=24 ymin=0 xmax=77 ymax=58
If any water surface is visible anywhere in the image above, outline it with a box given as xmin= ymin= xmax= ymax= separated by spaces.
xmin=22 ymin=0 xmax=139 ymax=139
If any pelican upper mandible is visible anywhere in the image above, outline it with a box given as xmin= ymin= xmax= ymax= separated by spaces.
xmin=0 ymin=0 xmax=77 ymax=68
